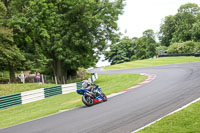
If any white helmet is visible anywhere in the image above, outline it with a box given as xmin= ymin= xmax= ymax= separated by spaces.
xmin=82 ymin=80 xmax=91 ymax=89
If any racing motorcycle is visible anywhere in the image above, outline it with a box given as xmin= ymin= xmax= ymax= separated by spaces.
xmin=76 ymin=81 xmax=107 ymax=107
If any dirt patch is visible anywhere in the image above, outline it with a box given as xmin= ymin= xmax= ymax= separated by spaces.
xmin=62 ymin=99 xmax=81 ymax=105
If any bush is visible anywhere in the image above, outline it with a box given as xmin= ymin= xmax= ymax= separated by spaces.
xmin=167 ymin=41 xmax=199 ymax=54
xmin=131 ymin=55 xmax=137 ymax=61
xmin=194 ymin=42 xmax=200 ymax=52
xmin=167 ymin=43 xmax=180 ymax=54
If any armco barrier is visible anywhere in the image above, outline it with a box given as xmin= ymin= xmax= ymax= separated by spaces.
xmin=44 ymin=86 xmax=62 ymax=98
xmin=62 ymin=83 xmax=77 ymax=94
xmin=0 ymin=93 xmax=22 ymax=109
xmin=76 ymin=81 xmax=83 ymax=90
xmin=21 ymin=88 xmax=44 ymax=104
xmin=158 ymin=53 xmax=200 ymax=57
xmin=0 ymin=73 xmax=98 ymax=110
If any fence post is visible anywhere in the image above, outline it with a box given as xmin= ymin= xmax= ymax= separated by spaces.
xmin=55 ymin=76 xmax=58 ymax=85
xmin=63 ymin=76 xmax=65 ymax=84
xmin=42 ymin=74 xmax=44 ymax=84
xmin=70 ymin=76 xmax=72 ymax=83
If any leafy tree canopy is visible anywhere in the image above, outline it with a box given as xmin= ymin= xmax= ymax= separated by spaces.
xmin=105 ymin=36 xmax=136 ymax=65
xmin=0 ymin=1 xmax=25 ymax=82
xmin=105 ymin=29 xmax=157 ymax=65
xmin=12 ymin=0 xmax=125 ymax=83
xmin=159 ymin=3 xmax=200 ymax=46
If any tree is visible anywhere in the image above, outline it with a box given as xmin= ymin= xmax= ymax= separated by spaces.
xmin=105 ymin=29 xmax=157 ymax=64
xmin=135 ymin=37 xmax=147 ymax=59
xmin=0 ymin=1 xmax=25 ymax=82
xmin=159 ymin=15 xmax=175 ymax=46
xmin=19 ymin=0 xmax=124 ymax=84
xmin=105 ymin=36 xmax=136 ymax=65
xmin=192 ymin=22 xmax=200 ymax=42
xmin=143 ymin=29 xmax=157 ymax=58
xmin=159 ymin=3 xmax=200 ymax=46
xmin=135 ymin=29 xmax=156 ymax=59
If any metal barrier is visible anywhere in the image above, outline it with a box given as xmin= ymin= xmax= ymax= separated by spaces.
xmin=62 ymin=83 xmax=77 ymax=94
xmin=0 ymin=93 xmax=22 ymax=109
xmin=76 ymin=81 xmax=83 ymax=90
xmin=21 ymin=88 xmax=45 ymax=104
xmin=0 ymin=73 xmax=98 ymax=110
xmin=44 ymin=86 xmax=62 ymax=98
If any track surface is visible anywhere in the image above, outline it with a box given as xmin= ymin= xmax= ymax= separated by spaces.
xmin=1 ymin=62 xmax=200 ymax=133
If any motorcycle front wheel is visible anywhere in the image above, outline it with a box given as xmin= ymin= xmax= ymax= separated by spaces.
xmin=82 ymin=95 xmax=94 ymax=107
xmin=101 ymin=93 xmax=107 ymax=102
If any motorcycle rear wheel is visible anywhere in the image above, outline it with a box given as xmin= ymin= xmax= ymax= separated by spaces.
xmin=82 ymin=95 xmax=94 ymax=107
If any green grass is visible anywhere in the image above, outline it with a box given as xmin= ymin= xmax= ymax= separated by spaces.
xmin=0 ymin=71 xmax=9 ymax=80
xmin=0 ymin=83 xmax=56 ymax=96
xmin=137 ymin=100 xmax=200 ymax=133
xmin=0 ymin=74 xmax=146 ymax=129
xmin=96 ymin=74 xmax=146 ymax=95
xmin=105 ymin=56 xmax=200 ymax=70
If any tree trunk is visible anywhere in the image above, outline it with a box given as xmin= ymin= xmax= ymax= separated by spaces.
xmin=9 ymin=65 xmax=16 ymax=83
xmin=52 ymin=60 xmax=67 ymax=84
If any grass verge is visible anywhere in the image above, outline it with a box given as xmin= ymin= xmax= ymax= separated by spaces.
xmin=0 ymin=74 xmax=146 ymax=129
xmin=105 ymin=56 xmax=200 ymax=70
xmin=137 ymin=100 xmax=200 ymax=133
xmin=0 ymin=83 xmax=56 ymax=96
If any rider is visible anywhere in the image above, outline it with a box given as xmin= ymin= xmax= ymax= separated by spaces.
xmin=82 ymin=80 xmax=100 ymax=97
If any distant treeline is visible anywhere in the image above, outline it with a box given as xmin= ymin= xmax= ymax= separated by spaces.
xmin=105 ymin=3 xmax=200 ymax=65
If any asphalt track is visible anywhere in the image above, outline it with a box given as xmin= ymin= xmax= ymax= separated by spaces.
xmin=1 ymin=62 xmax=200 ymax=133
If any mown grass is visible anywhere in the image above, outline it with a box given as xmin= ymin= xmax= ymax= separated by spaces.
xmin=105 ymin=56 xmax=200 ymax=70
xmin=0 ymin=83 xmax=56 ymax=96
xmin=96 ymin=74 xmax=145 ymax=95
xmin=137 ymin=100 xmax=200 ymax=133
xmin=0 ymin=74 xmax=146 ymax=129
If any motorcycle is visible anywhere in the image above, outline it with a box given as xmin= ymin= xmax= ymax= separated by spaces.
xmin=76 ymin=81 xmax=107 ymax=107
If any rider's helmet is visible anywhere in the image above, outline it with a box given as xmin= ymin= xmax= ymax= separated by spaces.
xmin=82 ymin=80 xmax=91 ymax=89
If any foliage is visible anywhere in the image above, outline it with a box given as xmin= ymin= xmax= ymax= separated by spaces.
xmin=0 ymin=0 xmax=124 ymax=83
xmin=105 ymin=29 xmax=157 ymax=65
xmin=131 ymin=29 xmax=157 ymax=60
xmin=167 ymin=41 xmax=200 ymax=54
xmin=16 ymin=0 xmax=124 ymax=84
xmin=159 ymin=3 xmax=200 ymax=46
xmin=105 ymin=36 xmax=136 ymax=65
xmin=0 ymin=1 xmax=6 ymax=17
xmin=192 ymin=22 xmax=200 ymax=42
xmin=159 ymin=15 xmax=175 ymax=46
xmin=0 ymin=1 xmax=27 ymax=82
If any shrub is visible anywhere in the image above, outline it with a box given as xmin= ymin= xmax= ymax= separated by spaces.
xmin=167 ymin=41 xmax=199 ymax=54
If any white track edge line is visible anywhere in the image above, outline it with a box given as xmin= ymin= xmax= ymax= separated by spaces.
xmin=132 ymin=97 xmax=200 ymax=133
